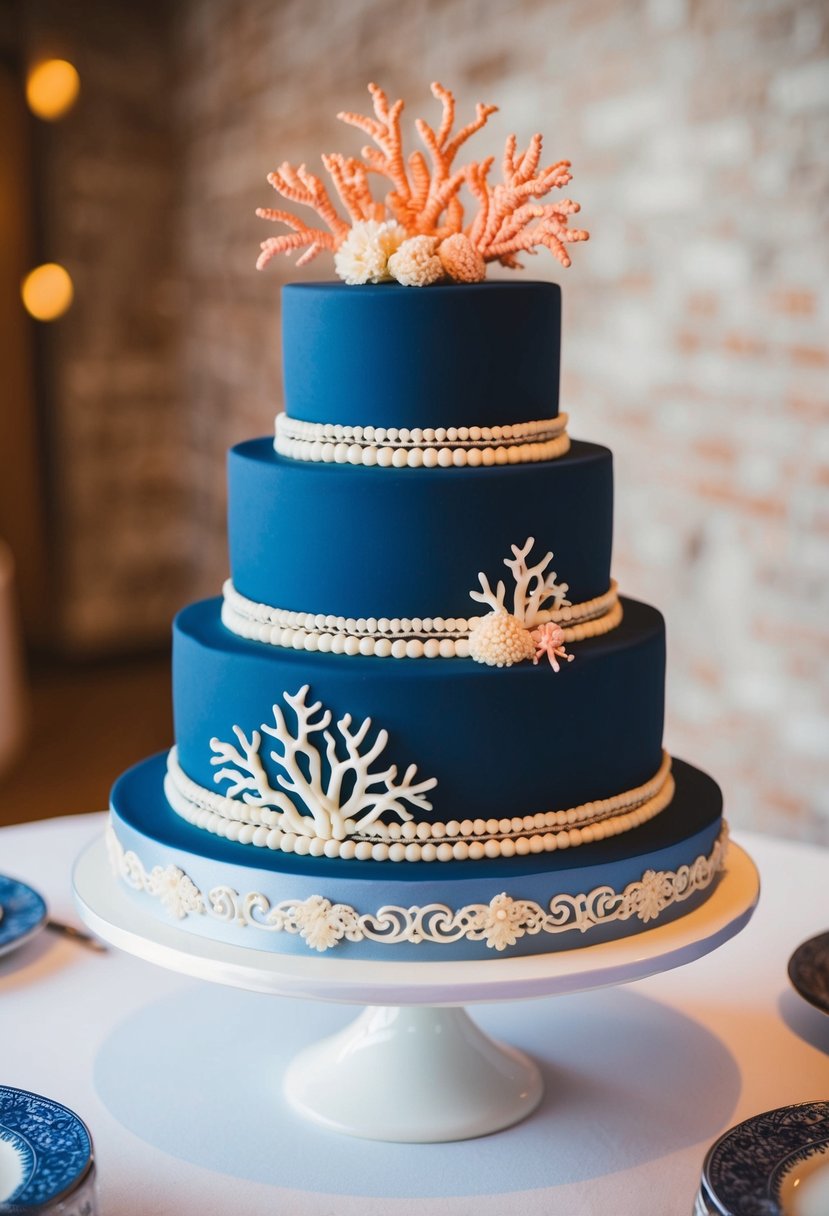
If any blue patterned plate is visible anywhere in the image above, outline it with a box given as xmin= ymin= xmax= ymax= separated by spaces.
xmin=0 ymin=1087 xmax=93 ymax=1208
xmin=788 ymin=932 xmax=829 ymax=1017
xmin=702 ymin=1102 xmax=829 ymax=1216
xmin=0 ymin=875 xmax=48 ymax=958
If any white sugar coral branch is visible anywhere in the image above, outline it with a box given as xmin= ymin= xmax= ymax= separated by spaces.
xmin=209 ymin=726 xmax=308 ymax=833
xmin=503 ymin=538 xmax=570 ymax=625
xmin=211 ymin=685 xmax=437 ymax=842
xmin=469 ymin=571 xmax=507 ymax=614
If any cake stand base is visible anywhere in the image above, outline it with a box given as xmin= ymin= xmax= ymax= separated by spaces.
xmin=73 ymin=836 xmax=758 ymax=1143
xmin=284 ymin=1004 xmax=542 ymax=1141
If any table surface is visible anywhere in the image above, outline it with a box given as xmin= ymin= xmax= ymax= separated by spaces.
xmin=1 ymin=814 xmax=827 ymax=1216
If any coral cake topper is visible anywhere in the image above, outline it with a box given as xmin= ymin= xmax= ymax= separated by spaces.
xmin=256 ymin=82 xmax=589 ymax=285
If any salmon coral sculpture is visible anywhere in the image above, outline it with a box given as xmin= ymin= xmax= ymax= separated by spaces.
xmin=256 ymin=82 xmax=589 ymax=285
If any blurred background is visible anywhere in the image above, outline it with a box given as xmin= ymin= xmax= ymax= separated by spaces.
xmin=0 ymin=0 xmax=826 ymax=840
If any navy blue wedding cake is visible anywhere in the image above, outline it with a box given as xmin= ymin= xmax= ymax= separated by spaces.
xmin=107 ymin=84 xmax=727 ymax=960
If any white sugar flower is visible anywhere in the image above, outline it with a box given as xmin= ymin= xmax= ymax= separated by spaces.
xmin=480 ymin=893 xmax=527 ymax=951
xmin=293 ymin=895 xmax=345 ymax=952
xmin=148 ymin=865 xmax=203 ymax=919
xmin=633 ymin=870 xmax=673 ymax=923
xmin=334 ymin=220 xmax=408 ymax=285
xmin=388 ymin=236 xmax=444 ymax=287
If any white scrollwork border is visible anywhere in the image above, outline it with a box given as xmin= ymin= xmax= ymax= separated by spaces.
xmin=106 ymin=820 xmax=729 ymax=954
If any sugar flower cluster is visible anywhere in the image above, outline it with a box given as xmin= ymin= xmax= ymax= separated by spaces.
xmin=257 ymin=82 xmax=588 ymax=286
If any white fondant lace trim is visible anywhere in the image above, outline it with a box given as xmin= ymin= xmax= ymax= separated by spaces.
xmin=274 ymin=412 xmax=570 ymax=468
xmin=221 ymin=580 xmax=621 ymax=656
xmin=105 ymin=819 xmax=729 ymax=952
xmin=164 ymin=748 xmax=674 ymax=861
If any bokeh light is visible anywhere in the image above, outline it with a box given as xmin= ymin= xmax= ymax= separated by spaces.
xmin=25 ymin=59 xmax=80 ymax=120
xmin=21 ymin=263 xmax=74 ymax=321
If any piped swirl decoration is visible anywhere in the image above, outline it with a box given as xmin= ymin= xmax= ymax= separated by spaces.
xmin=165 ymin=743 xmax=674 ymax=862
xmin=106 ymin=820 xmax=728 ymax=952
xmin=255 ymin=82 xmax=588 ymax=284
xmin=274 ymin=412 xmax=570 ymax=467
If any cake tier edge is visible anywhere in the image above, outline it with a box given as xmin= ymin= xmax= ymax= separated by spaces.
xmin=109 ymin=753 xmax=725 ymax=962
xmin=281 ymin=281 xmax=562 ymax=429
xmin=173 ymin=595 xmax=666 ymax=822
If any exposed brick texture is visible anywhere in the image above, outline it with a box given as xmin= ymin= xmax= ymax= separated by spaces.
xmin=30 ymin=0 xmax=829 ymax=842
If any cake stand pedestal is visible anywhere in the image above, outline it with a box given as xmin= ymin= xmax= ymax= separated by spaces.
xmin=73 ymin=837 xmax=759 ymax=1143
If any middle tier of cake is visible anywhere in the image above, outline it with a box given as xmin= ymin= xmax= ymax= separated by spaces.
xmin=172 ymin=595 xmax=665 ymax=836
xmin=227 ymin=437 xmax=613 ymax=621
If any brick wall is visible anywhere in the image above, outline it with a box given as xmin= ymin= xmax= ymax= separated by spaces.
xmin=21 ymin=0 xmax=194 ymax=652
xmin=39 ymin=0 xmax=829 ymax=841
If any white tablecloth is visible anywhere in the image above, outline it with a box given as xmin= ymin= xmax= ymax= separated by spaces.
xmin=0 ymin=814 xmax=827 ymax=1216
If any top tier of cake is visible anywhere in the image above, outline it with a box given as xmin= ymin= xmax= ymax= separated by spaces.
xmin=281 ymin=280 xmax=561 ymax=429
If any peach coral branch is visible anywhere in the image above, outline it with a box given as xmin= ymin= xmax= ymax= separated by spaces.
xmin=339 ymin=81 xmax=498 ymax=238
xmin=469 ymin=135 xmax=589 ymax=269
xmin=255 ymin=163 xmax=349 ymax=269
xmin=255 ymin=82 xmax=588 ymax=278
xmin=412 ymin=83 xmax=498 ymax=237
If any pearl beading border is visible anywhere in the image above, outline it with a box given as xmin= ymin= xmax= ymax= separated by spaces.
xmin=106 ymin=819 xmax=729 ymax=952
xmin=164 ymin=748 xmax=674 ymax=862
xmin=221 ymin=579 xmax=622 ymax=657
xmin=274 ymin=411 xmax=570 ymax=468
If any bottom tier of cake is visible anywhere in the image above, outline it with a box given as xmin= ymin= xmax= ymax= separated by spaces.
xmin=108 ymin=754 xmax=726 ymax=962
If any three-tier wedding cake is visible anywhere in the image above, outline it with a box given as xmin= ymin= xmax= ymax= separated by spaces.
xmin=106 ymin=84 xmax=727 ymax=960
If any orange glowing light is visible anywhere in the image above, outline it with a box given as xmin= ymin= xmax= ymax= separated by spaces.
xmin=26 ymin=59 xmax=80 ymax=120
xmin=21 ymin=263 xmax=74 ymax=321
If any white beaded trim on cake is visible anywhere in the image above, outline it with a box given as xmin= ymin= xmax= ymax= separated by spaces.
xmin=274 ymin=411 xmax=570 ymax=467
xmin=106 ymin=818 xmax=729 ymax=952
xmin=221 ymin=579 xmax=621 ymax=657
xmin=164 ymin=747 xmax=673 ymax=862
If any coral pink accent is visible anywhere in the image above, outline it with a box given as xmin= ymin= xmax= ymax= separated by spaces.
xmin=468 ymin=135 xmax=589 ymax=268
xmin=256 ymin=163 xmax=348 ymax=270
xmin=532 ymin=623 xmax=574 ymax=673
xmin=438 ymin=232 xmax=486 ymax=282
xmin=257 ymin=82 xmax=589 ymax=277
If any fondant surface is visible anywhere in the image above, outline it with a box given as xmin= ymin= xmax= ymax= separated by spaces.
xmin=110 ymin=753 xmax=723 ymax=960
xmin=228 ymin=438 xmax=613 ymax=617
xmin=281 ymin=281 xmax=562 ymax=428
xmin=172 ymin=596 xmax=665 ymax=823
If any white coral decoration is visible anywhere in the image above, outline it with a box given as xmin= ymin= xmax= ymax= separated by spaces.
xmin=333 ymin=219 xmax=407 ymax=284
xmin=388 ymin=235 xmax=444 ymax=287
xmin=479 ymin=893 xmax=527 ymax=951
xmin=468 ymin=538 xmax=572 ymax=668
xmin=210 ymin=684 xmax=437 ymax=842
xmin=468 ymin=611 xmax=537 ymax=667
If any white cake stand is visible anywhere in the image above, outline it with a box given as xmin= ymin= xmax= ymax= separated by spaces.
xmin=73 ymin=836 xmax=759 ymax=1143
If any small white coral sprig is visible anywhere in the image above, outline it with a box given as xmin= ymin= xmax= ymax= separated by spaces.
xmin=256 ymin=82 xmax=588 ymax=285
xmin=467 ymin=538 xmax=573 ymax=669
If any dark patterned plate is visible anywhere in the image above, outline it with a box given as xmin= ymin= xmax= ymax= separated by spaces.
xmin=789 ymin=932 xmax=829 ymax=1017
xmin=0 ymin=875 xmax=48 ymax=958
xmin=702 ymin=1102 xmax=829 ymax=1216
xmin=0 ymin=1086 xmax=93 ymax=1208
